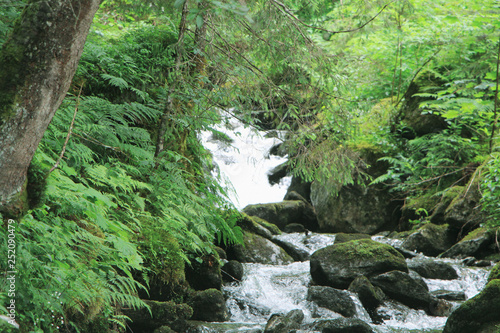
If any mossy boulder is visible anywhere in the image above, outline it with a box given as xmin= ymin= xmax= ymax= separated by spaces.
xmin=348 ymin=276 xmax=385 ymax=315
xmin=408 ymin=260 xmax=458 ymax=280
xmin=124 ymin=300 xmax=193 ymax=332
xmin=488 ymin=262 xmax=500 ymax=283
xmin=334 ymin=233 xmax=371 ymax=244
xmin=443 ymin=179 xmax=485 ymax=230
xmin=188 ymin=289 xmax=229 ymax=322
xmin=312 ymin=317 xmax=374 ymax=333
xmin=440 ymin=227 xmax=495 ymax=259
xmin=443 ymin=279 xmax=500 ymax=333
xmin=227 ymin=231 xmax=293 ymax=265
xmin=242 ymin=200 xmax=319 ymax=231
xmin=264 ymin=309 xmax=304 ymax=333
xmin=307 ymin=286 xmax=357 ymax=318
xmin=185 ymin=253 xmax=222 ymax=291
xmin=310 ymin=239 xmax=408 ymax=289
xmin=401 ymin=223 xmax=456 ymax=256
xmin=369 ymin=270 xmax=434 ymax=312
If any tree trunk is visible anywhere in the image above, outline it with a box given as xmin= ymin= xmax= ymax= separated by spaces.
xmin=0 ymin=0 xmax=102 ymax=217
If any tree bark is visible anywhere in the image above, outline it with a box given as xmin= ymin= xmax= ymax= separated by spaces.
xmin=0 ymin=0 xmax=102 ymax=217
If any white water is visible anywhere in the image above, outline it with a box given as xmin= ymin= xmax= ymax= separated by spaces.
xmin=200 ymin=111 xmax=291 ymax=210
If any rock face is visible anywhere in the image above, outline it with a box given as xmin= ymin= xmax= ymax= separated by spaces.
xmin=188 ymin=289 xmax=229 ymax=322
xmin=310 ymin=239 xmax=408 ymax=289
xmin=123 ymin=300 xmax=193 ymax=332
xmin=264 ymin=309 xmax=304 ymax=333
xmin=311 ymin=180 xmax=399 ymax=234
xmin=228 ymin=231 xmax=293 ymax=265
xmin=185 ymin=254 xmax=222 ymax=291
xmin=443 ymin=280 xmax=500 ymax=333
xmin=408 ymin=260 xmax=458 ymax=280
xmin=401 ymin=223 xmax=456 ymax=256
xmin=370 ymin=270 xmax=434 ymax=312
xmin=440 ymin=228 xmax=494 ymax=259
xmin=307 ymin=286 xmax=357 ymax=318
xmin=242 ymin=200 xmax=319 ymax=231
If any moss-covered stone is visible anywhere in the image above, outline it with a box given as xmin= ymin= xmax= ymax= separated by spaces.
xmin=185 ymin=253 xmax=222 ymax=291
xmin=440 ymin=227 xmax=495 ymax=259
xmin=227 ymin=230 xmax=293 ymax=265
xmin=401 ymin=223 xmax=456 ymax=256
xmin=188 ymin=288 xmax=229 ymax=322
xmin=237 ymin=213 xmax=281 ymax=238
xmin=348 ymin=276 xmax=385 ymax=312
xmin=443 ymin=279 xmax=500 ymax=333
xmin=124 ymin=300 xmax=193 ymax=332
xmin=488 ymin=262 xmax=500 ymax=283
xmin=310 ymin=239 xmax=408 ymax=289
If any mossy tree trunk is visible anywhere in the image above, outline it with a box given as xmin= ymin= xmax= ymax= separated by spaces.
xmin=0 ymin=0 xmax=102 ymax=217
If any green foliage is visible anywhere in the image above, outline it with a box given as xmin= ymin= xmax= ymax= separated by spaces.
xmin=481 ymin=153 xmax=500 ymax=228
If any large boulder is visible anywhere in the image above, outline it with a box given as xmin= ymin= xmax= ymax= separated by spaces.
xmin=188 ymin=289 xmax=229 ymax=322
xmin=370 ymin=270 xmax=434 ymax=312
xmin=407 ymin=260 xmax=458 ymax=280
xmin=310 ymin=239 xmax=408 ymax=289
xmin=264 ymin=309 xmax=304 ymax=333
xmin=242 ymin=200 xmax=319 ymax=231
xmin=401 ymin=223 xmax=456 ymax=256
xmin=307 ymin=286 xmax=357 ymax=318
xmin=227 ymin=231 xmax=293 ymax=265
xmin=440 ymin=228 xmax=495 ymax=259
xmin=272 ymin=237 xmax=310 ymax=261
xmin=443 ymin=280 xmax=500 ymax=333
xmin=185 ymin=254 xmax=222 ymax=291
xmin=123 ymin=300 xmax=193 ymax=332
xmin=237 ymin=213 xmax=281 ymax=239
xmin=311 ymin=180 xmax=400 ymax=234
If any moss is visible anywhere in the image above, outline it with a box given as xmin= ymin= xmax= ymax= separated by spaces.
xmin=250 ymin=215 xmax=282 ymax=235
xmin=337 ymin=239 xmax=406 ymax=262
xmin=488 ymin=262 xmax=500 ymax=283
xmin=461 ymin=227 xmax=490 ymax=242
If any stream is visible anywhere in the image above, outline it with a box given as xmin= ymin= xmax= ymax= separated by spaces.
xmin=199 ymin=112 xmax=492 ymax=333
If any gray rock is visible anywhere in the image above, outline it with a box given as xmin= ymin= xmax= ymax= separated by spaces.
xmin=272 ymin=237 xmax=310 ymax=261
xmin=348 ymin=276 xmax=385 ymax=311
xmin=188 ymin=289 xmax=229 ymax=322
xmin=185 ymin=254 xmax=222 ymax=291
xmin=370 ymin=270 xmax=434 ymax=313
xmin=408 ymin=260 xmax=458 ymax=280
xmin=440 ymin=228 xmax=494 ymax=259
xmin=222 ymin=260 xmax=244 ymax=283
xmin=317 ymin=318 xmax=374 ymax=333
xmin=228 ymin=231 xmax=293 ymax=265
xmin=401 ymin=223 xmax=456 ymax=256
xmin=267 ymin=162 xmax=288 ymax=185
xmin=283 ymin=223 xmax=306 ymax=233
xmin=310 ymin=239 xmax=408 ymax=289
xmin=431 ymin=289 xmax=466 ymax=301
xmin=264 ymin=309 xmax=304 ymax=333
xmin=307 ymin=286 xmax=357 ymax=318
xmin=123 ymin=300 xmax=193 ymax=332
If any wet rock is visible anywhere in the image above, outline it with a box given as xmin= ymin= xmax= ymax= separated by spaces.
xmin=407 ymin=260 xmax=458 ymax=280
xmin=221 ymin=260 xmax=244 ymax=283
xmin=311 ymin=180 xmax=400 ymax=234
xmin=348 ymin=276 xmax=385 ymax=313
xmin=429 ymin=298 xmax=454 ymax=317
xmin=123 ymin=300 xmax=193 ymax=332
xmin=267 ymin=162 xmax=288 ymax=185
xmin=315 ymin=317 xmax=374 ymax=333
xmin=188 ymin=289 xmax=229 ymax=322
xmin=272 ymin=237 xmax=310 ymax=261
xmin=307 ymin=286 xmax=357 ymax=318
xmin=310 ymin=239 xmax=408 ymax=289
xmin=431 ymin=289 xmax=466 ymax=301
xmin=185 ymin=254 xmax=222 ymax=291
xmin=269 ymin=142 xmax=287 ymax=157
xmin=264 ymin=309 xmax=304 ymax=333
xmin=370 ymin=270 xmax=434 ymax=313
xmin=401 ymin=223 xmax=456 ymax=256
xmin=284 ymin=190 xmax=309 ymax=203
xmin=443 ymin=280 xmax=500 ymax=333
xmin=242 ymin=200 xmax=319 ymax=231
xmin=283 ymin=223 xmax=306 ymax=233
xmin=393 ymin=246 xmax=418 ymax=259
xmin=440 ymin=228 xmax=495 ymax=259
xmin=237 ymin=213 xmax=280 ymax=240
xmin=227 ymin=231 xmax=293 ymax=265
xmin=285 ymin=176 xmax=312 ymax=203
xmin=488 ymin=262 xmax=500 ymax=282
xmin=333 ymin=233 xmax=371 ymax=244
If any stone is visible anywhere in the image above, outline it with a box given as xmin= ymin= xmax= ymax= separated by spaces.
xmin=443 ymin=280 xmax=500 ymax=333
xmin=488 ymin=262 xmax=500 ymax=283
xmin=272 ymin=237 xmax=310 ymax=261
xmin=443 ymin=181 xmax=485 ymax=230
xmin=221 ymin=260 xmax=244 ymax=283
xmin=348 ymin=276 xmax=385 ymax=312
xmin=307 ymin=286 xmax=357 ymax=318
xmin=283 ymin=223 xmax=306 ymax=233
xmin=334 ymin=233 xmax=371 ymax=244
xmin=264 ymin=309 xmax=304 ymax=333
xmin=242 ymin=200 xmax=319 ymax=231
xmin=310 ymin=239 xmax=408 ymax=289
xmin=227 ymin=231 xmax=293 ymax=265
xmin=188 ymin=289 xmax=229 ymax=322
xmin=311 ymin=180 xmax=400 ymax=234
xmin=407 ymin=260 xmax=458 ymax=280
xmin=267 ymin=162 xmax=288 ymax=185
xmin=440 ymin=228 xmax=495 ymax=259
xmin=370 ymin=270 xmax=434 ymax=312
xmin=285 ymin=176 xmax=312 ymax=203
xmin=431 ymin=289 xmax=466 ymax=301
xmin=401 ymin=223 xmax=456 ymax=256
xmin=185 ymin=253 xmax=222 ymax=291
xmin=317 ymin=318 xmax=374 ymax=333
xmin=283 ymin=190 xmax=309 ymax=203
xmin=123 ymin=300 xmax=193 ymax=332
